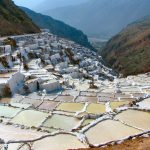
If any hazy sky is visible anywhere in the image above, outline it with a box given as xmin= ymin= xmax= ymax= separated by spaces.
xmin=13 ymin=0 xmax=88 ymax=10
xmin=13 ymin=0 xmax=45 ymax=9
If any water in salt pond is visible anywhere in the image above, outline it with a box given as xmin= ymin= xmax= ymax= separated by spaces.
xmin=0 ymin=105 xmax=21 ymax=118
xmin=55 ymin=95 xmax=74 ymax=102
xmin=86 ymin=103 xmax=106 ymax=114
xmin=56 ymin=102 xmax=84 ymax=112
xmin=43 ymin=114 xmax=80 ymax=131
xmin=115 ymin=109 xmax=150 ymax=131
xmin=11 ymin=110 xmax=48 ymax=127
xmin=110 ymin=101 xmax=131 ymax=110
xmin=85 ymin=120 xmax=141 ymax=145
xmin=32 ymin=134 xmax=86 ymax=150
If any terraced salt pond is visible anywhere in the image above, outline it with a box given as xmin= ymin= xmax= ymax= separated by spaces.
xmin=38 ymin=101 xmax=59 ymax=111
xmin=32 ymin=134 xmax=86 ymax=150
xmin=43 ymin=114 xmax=80 ymax=131
xmin=0 ymin=87 xmax=149 ymax=149
xmin=55 ymin=96 xmax=74 ymax=102
xmin=62 ymin=90 xmax=79 ymax=97
xmin=11 ymin=110 xmax=49 ymax=127
xmin=137 ymin=98 xmax=150 ymax=109
xmin=0 ymin=124 xmax=45 ymax=141
xmin=80 ymin=91 xmax=97 ymax=97
xmin=82 ymin=119 xmax=95 ymax=126
xmin=7 ymin=143 xmax=32 ymax=150
xmin=56 ymin=102 xmax=84 ymax=112
xmin=10 ymin=102 xmax=31 ymax=109
xmin=110 ymin=101 xmax=131 ymax=110
xmin=86 ymin=103 xmax=106 ymax=114
xmin=21 ymin=98 xmax=42 ymax=108
xmin=85 ymin=120 xmax=142 ymax=145
xmin=115 ymin=110 xmax=150 ymax=131
xmin=0 ymin=105 xmax=21 ymax=118
xmin=76 ymin=96 xmax=98 ymax=103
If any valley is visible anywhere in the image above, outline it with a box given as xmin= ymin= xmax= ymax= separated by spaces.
xmin=0 ymin=0 xmax=150 ymax=150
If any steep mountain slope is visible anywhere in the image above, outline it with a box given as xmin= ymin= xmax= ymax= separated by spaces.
xmin=21 ymin=7 xmax=93 ymax=49
xmin=101 ymin=16 xmax=150 ymax=76
xmin=43 ymin=0 xmax=150 ymax=38
xmin=0 ymin=0 xmax=40 ymax=36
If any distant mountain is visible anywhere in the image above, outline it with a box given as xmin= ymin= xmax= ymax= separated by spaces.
xmin=43 ymin=0 xmax=150 ymax=38
xmin=101 ymin=16 xmax=150 ymax=76
xmin=0 ymin=0 xmax=40 ymax=36
xmin=21 ymin=7 xmax=93 ymax=49
xmin=35 ymin=0 xmax=88 ymax=12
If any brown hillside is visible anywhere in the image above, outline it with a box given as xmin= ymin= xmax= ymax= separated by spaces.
xmin=102 ymin=17 xmax=150 ymax=77
xmin=0 ymin=0 xmax=40 ymax=36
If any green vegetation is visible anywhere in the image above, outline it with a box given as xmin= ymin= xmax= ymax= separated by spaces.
xmin=102 ymin=16 xmax=150 ymax=77
xmin=0 ymin=0 xmax=40 ymax=36
xmin=21 ymin=7 xmax=93 ymax=49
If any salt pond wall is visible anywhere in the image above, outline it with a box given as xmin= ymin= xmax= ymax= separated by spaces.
xmin=40 ymin=80 xmax=61 ymax=92
xmin=7 ymin=72 xmax=25 ymax=94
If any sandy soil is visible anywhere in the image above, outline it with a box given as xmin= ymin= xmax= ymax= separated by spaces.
xmin=73 ymin=137 xmax=150 ymax=150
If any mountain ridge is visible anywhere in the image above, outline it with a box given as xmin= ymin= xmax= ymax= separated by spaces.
xmin=21 ymin=7 xmax=93 ymax=49
xmin=42 ymin=0 xmax=150 ymax=38
xmin=101 ymin=16 xmax=150 ymax=76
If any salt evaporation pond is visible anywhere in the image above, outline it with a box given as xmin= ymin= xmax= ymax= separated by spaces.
xmin=0 ymin=105 xmax=21 ymax=118
xmin=82 ymin=119 xmax=95 ymax=126
xmin=56 ymin=103 xmax=84 ymax=112
xmin=137 ymin=98 xmax=150 ymax=109
xmin=86 ymin=103 xmax=106 ymax=114
xmin=7 ymin=143 xmax=31 ymax=150
xmin=41 ymin=127 xmax=58 ymax=133
xmin=26 ymin=92 xmax=42 ymax=100
xmin=55 ymin=96 xmax=74 ymax=102
xmin=38 ymin=101 xmax=58 ymax=111
xmin=62 ymin=90 xmax=79 ymax=97
xmin=85 ymin=120 xmax=141 ymax=145
xmin=32 ymin=134 xmax=86 ymax=150
xmin=110 ymin=101 xmax=131 ymax=110
xmin=43 ymin=114 xmax=80 ymax=131
xmin=21 ymin=98 xmax=42 ymax=108
xmin=76 ymin=96 xmax=98 ymax=103
xmin=80 ymin=91 xmax=97 ymax=97
xmin=54 ymin=110 xmax=75 ymax=116
xmin=0 ymin=124 xmax=45 ymax=141
xmin=11 ymin=110 xmax=48 ymax=127
xmin=10 ymin=102 xmax=31 ymax=109
xmin=115 ymin=110 xmax=150 ymax=131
